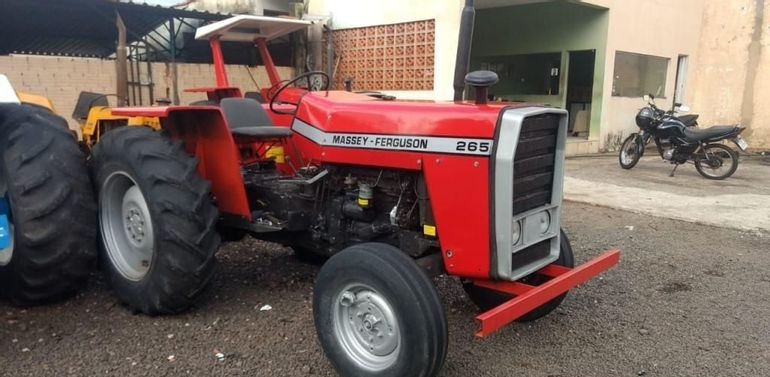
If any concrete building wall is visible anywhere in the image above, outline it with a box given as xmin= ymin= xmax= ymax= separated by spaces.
xmin=598 ymin=0 xmax=703 ymax=150
xmin=689 ymin=0 xmax=770 ymax=149
xmin=1 ymin=55 xmax=292 ymax=130
xmin=308 ymin=0 xmax=464 ymax=100
xmin=471 ymin=2 xmax=609 ymax=141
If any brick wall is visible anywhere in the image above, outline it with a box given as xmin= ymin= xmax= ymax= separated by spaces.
xmin=1 ymin=55 xmax=293 ymax=130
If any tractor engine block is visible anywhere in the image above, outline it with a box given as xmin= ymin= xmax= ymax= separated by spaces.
xmin=243 ymin=163 xmax=438 ymax=258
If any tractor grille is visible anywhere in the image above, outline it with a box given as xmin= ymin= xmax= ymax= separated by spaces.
xmin=512 ymin=114 xmax=560 ymax=215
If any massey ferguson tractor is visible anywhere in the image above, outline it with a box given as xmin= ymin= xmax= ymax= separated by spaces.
xmin=85 ymin=6 xmax=619 ymax=377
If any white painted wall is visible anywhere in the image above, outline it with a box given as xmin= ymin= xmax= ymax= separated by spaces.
xmin=597 ymin=0 xmax=703 ymax=149
xmin=309 ymin=0 xmax=465 ymax=100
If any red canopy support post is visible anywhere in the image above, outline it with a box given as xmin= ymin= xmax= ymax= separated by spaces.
xmin=210 ymin=37 xmax=229 ymax=88
xmin=256 ymin=37 xmax=282 ymax=87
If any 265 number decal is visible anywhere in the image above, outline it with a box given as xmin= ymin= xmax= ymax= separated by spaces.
xmin=455 ymin=141 xmax=491 ymax=153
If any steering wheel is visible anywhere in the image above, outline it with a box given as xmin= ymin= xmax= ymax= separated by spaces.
xmin=269 ymin=71 xmax=330 ymax=115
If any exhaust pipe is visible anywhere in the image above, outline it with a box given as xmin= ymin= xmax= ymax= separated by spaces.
xmin=453 ymin=0 xmax=475 ymax=101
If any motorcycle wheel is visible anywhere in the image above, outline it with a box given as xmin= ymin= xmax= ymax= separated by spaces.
xmin=694 ymin=143 xmax=738 ymax=180
xmin=618 ymin=133 xmax=643 ymax=169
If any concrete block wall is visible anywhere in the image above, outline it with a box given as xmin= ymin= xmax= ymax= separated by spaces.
xmin=1 ymin=55 xmax=293 ymax=130
xmin=689 ymin=0 xmax=770 ymax=149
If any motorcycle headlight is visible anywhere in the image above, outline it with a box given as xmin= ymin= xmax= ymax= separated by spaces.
xmin=511 ymin=220 xmax=522 ymax=245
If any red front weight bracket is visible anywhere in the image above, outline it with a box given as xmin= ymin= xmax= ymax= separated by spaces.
xmin=473 ymin=249 xmax=621 ymax=337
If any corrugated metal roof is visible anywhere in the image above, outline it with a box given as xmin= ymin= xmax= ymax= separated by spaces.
xmin=0 ymin=0 xmax=230 ymax=58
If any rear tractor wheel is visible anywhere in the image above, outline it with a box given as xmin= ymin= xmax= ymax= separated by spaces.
xmin=0 ymin=104 xmax=97 ymax=304
xmin=463 ymin=228 xmax=575 ymax=322
xmin=91 ymin=127 xmax=220 ymax=314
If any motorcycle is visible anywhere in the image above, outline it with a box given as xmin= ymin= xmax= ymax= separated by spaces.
xmin=618 ymin=94 xmax=747 ymax=180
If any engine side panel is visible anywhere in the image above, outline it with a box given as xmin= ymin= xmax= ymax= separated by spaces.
xmin=422 ymin=155 xmax=491 ymax=278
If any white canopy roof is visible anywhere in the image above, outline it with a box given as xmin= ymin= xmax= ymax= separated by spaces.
xmin=195 ymin=15 xmax=312 ymax=42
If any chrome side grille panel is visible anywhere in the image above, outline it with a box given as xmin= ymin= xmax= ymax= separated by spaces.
xmin=492 ymin=107 xmax=568 ymax=281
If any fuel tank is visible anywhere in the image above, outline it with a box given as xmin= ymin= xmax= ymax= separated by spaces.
xmin=656 ymin=117 xmax=688 ymax=140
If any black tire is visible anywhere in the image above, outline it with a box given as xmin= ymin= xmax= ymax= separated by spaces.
xmin=313 ymin=243 xmax=447 ymax=377
xmin=463 ymin=228 xmax=575 ymax=322
xmin=618 ymin=133 xmax=643 ymax=169
xmin=91 ymin=127 xmax=219 ymax=314
xmin=0 ymin=104 xmax=97 ymax=304
xmin=291 ymin=244 xmax=329 ymax=265
xmin=216 ymin=225 xmax=246 ymax=243
xmin=694 ymin=143 xmax=739 ymax=180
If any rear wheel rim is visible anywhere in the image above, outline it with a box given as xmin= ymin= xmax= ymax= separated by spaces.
xmin=100 ymin=171 xmax=155 ymax=281
xmin=333 ymin=283 xmax=401 ymax=371
xmin=0 ymin=224 xmax=14 ymax=266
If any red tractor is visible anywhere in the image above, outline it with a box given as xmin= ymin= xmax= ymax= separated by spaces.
xmin=92 ymin=7 xmax=620 ymax=377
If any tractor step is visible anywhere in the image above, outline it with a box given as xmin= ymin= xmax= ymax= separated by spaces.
xmin=472 ymin=249 xmax=620 ymax=337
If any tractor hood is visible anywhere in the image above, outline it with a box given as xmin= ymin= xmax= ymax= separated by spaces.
xmin=294 ymin=91 xmax=528 ymax=140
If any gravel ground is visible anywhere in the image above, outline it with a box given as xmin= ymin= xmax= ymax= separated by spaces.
xmin=1 ymin=202 xmax=768 ymax=377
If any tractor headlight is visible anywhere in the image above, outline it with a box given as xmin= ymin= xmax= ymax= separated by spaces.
xmin=533 ymin=210 xmax=551 ymax=234
xmin=511 ymin=220 xmax=522 ymax=245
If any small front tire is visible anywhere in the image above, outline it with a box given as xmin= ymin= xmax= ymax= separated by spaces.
xmin=313 ymin=243 xmax=447 ymax=377
xmin=619 ymin=133 xmax=643 ymax=169
xmin=463 ymin=229 xmax=575 ymax=322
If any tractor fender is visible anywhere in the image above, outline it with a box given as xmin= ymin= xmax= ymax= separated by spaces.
xmin=112 ymin=106 xmax=251 ymax=220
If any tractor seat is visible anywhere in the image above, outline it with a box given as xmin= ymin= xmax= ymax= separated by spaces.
xmin=220 ymin=98 xmax=292 ymax=138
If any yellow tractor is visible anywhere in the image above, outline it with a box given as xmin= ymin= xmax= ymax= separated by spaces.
xmin=71 ymin=92 xmax=160 ymax=150
xmin=14 ymin=89 xmax=160 ymax=150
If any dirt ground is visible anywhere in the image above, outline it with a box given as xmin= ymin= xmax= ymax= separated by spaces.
xmin=1 ymin=202 xmax=768 ymax=377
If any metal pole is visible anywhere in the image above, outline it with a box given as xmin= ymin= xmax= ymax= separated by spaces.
xmin=453 ymin=0 xmax=475 ymax=101
xmin=169 ymin=17 xmax=180 ymax=105
xmin=115 ymin=12 xmax=129 ymax=106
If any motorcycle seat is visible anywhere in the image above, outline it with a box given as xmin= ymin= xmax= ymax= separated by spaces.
xmin=683 ymin=125 xmax=737 ymax=142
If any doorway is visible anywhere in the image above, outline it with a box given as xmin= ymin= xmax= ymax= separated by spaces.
xmin=566 ymin=50 xmax=596 ymax=137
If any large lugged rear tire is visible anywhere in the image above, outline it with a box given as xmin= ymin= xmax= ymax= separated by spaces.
xmin=463 ymin=228 xmax=575 ymax=322
xmin=0 ymin=104 xmax=97 ymax=304
xmin=91 ymin=127 xmax=219 ymax=314
xmin=313 ymin=243 xmax=448 ymax=377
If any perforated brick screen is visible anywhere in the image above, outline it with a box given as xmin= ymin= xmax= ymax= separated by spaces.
xmin=330 ymin=19 xmax=435 ymax=91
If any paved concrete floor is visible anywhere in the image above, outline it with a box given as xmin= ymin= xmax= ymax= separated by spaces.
xmin=565 ymin=154 xmax=770 ymax=233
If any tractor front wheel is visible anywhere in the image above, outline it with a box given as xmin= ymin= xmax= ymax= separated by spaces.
xmin=463 ymin=228 xmax=575 ymax=322
xmin=313 ymin=243 xmax=448 ymax=377
xmin=91 ymin=127 xmax=219 ymax=314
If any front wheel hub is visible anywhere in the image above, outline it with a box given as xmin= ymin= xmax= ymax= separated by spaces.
xmin=333 ymin=284 xmax=400 ymax=371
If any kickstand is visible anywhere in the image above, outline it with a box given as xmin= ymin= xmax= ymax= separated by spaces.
xmin=669 ymin=163 xmax=680 ymax=177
